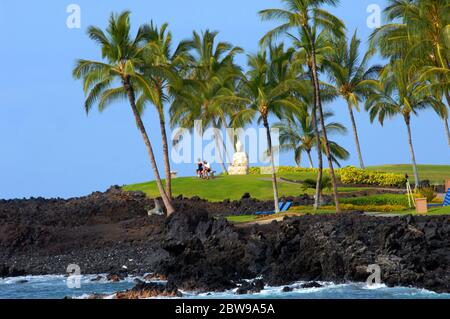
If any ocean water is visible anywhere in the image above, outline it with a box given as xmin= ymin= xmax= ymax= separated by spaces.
xmin=0 ymin=275 xmax=449 ymax=299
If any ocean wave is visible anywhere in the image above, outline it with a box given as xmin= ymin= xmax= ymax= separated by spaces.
xmin=0 ymin=276 xmax=449 ymax=299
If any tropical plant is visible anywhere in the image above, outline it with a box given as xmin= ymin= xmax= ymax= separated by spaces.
xmin=302 ymin=176 xmax=332 ymax=197
xmin=232 ymin=44 xmax=301 ymax=213
xmin=324 ymin=31 xmax=381 ymax=168
xmin=371 ymin=0 xmax=450 ymax=146
xmin=418 ymin=186 xmax=437 ymax=203
xmin=288 ymin=30 xmax=336 ymax=207
xmin=365 ymin=60 xmax=433 ymax=188
xmin=338 ymin=166 xmax=407 ymax=187
xmin=170 ymin=30 xmax=243 ymax=174
xmin=136 ymin=22 xmax=193 ymax=198
xmin=273 ymin=108 xmax=349 ymax=168
xmin=259 ymin=0 xmax=345 ymax=212
xmin=72 ymin=11 xmax=175 ymax=215
xmin=427 ymin=86 xmax=450 ymax=146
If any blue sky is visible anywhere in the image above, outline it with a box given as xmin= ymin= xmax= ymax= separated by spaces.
xmin=0 ymin=0 xmax=448 ymax=199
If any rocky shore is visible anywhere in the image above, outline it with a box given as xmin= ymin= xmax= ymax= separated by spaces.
xmin=0 ymin=187 xmax=449 ymax=294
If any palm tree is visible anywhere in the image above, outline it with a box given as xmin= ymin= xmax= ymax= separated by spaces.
xmin=170 ymin=30 xmax=243 ymax=174
xmin=371 ymin=0 xmax=450 ymax=146
xmin=273 ymin=109 xmax=349 ymax=168
xmin=72 ymin=11 xmax=175 ymax=215
xmin=288 ymin=29 xmax=333 ymax=207
xmin=302 ymin=176 xmax=331 ymax=200
xmin=232 ymin=44 xmax=301 ymax=213
xmin=365 ymin=60 xmax=433 ymax=188
xmin=136 ymin=22 xmax=193 ymax=198
xmin=259 ymin=0 xmax=345 ymax=212
xmin=324 ymin=31 xmax=381 ymax=168
xmin=428 ymin=86 xmax=450 ymax=147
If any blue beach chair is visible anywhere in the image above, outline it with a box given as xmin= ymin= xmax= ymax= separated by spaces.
xmin=282 ymin=201 xmax=293 ymax=212
xmin=427 ymin=188 xmax=450 ymax=208
xmin=255 ymin=201 xmax=293 ymax=216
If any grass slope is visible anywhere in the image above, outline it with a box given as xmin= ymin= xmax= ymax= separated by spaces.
xmin=124 ymin=165 xmax=449 ymax=202
xmin=124 ymin=175 xmax=362 ymax=202
xmin=366 ymin=164 xmax=450 ymax=184
xmin=226 ymin=205 xmax=450 ymax=224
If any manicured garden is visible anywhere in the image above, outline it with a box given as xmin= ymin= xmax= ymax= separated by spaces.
xmin=124 ymin=165 xmax=450 ymax=222
xmin=125 ymin=165 xmax=449 ymax=202
xmin=366 ymin=164 xmax=450 ymax=184
xmin=124 ymin=174 xmax=366 ymax=202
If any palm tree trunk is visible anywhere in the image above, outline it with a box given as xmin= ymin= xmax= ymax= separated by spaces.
xmin=295 ymin=152 xmax=302 ymax=167
xmin=212 ymin=120 xmax=228 ymax=174
xmin=157 ymin=106 xmax=172 ymax=199
xmin=310 ymin=44 xmax=341 ymax=213
xmin=347 ymin=101 xmax=365 ymax=169
xmin=444 ymin=93 xmax=450 ymax=147
xmin=123 ymin=77 xmax=175 ymax=215
xmin=308 ymin=68 xmax=323 ymax=209
xmin=263 ymin=116 xmax=280 ymax=213
xmin=404 ymin=116 xmax=420 ymax=189
xmin=223 ymin=123 xmax=234 ymax=166
xmin=444 ymin=118 xmax=450 ymax=148
xmin=307 ymin=150 xmax=314 ymax=169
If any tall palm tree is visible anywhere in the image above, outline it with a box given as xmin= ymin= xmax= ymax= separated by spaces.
xmin=273 ymin=108 xmax=349 ymax=168
xmin=72 ymin=11 xmax=175 ymax=215
xmin=259 ymin=0 xmax=345 ymax=212
xmin=136 ymin=22 xmax=193 ymax=198
xmin=427 ymin=86 xmax=450 ymax=146
xmin=365 ymin=60 xmax=432 ymax=188
xmin=170 ymin=30 xmax=243 ymax=174
xmin=232 ymin=44 xmax=301 ymax=213
xmin=288 ymin=29 xmax=333 ymax=208
xmin=324 ymin=31 xmax=381 ymax=168
xmin=371 ymin=0 xmax=450 ymax=146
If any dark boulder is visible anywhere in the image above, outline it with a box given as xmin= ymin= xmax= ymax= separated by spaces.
xmin=116 ymin=279 xmax=182 ymax=299
xmin=236 ymin=279 xmax=265 ymax=295
xmin=300 ymin=282 xmax=323 ymax=289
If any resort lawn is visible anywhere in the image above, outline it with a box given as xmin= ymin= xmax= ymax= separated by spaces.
xmin=366 ymin=164 xmax=450 ymax=184
xmin=225 ymin=215 xmax=260 ymax=223
xmin=225 ymin=205 xmax=450 ymax=224
xmin=402 ymin=205 xmax=450 ymax=216
xmin=123 ymin=165 xmax=449 ymax=204
xmin=124 ymin=175 xmax=365 ymax=202
xmin=225 ymin=209 xmax=337 ymax=224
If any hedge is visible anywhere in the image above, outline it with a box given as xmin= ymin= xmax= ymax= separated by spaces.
xmin=249 ymin=165 xmax=406 ymax=187
xmin=338 ymin=166 xmax=406 ymax=187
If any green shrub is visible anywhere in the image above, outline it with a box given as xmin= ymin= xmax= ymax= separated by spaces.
xmin=340 ymin=194 xmax=410 ymax=206
xmin=249 ymin=166 xmax=319 ymax=175
xmin=322 ymin=204 xmax=407 ymax=212
xmin=250 ymin=165 xmax=406 ymax=187
xmin=418 ymin=187 xmax=437 ymax=203
xmin=337 ymin=166 xmax=406 ymax=187
xmin=249 ymin=167 xmax=261 ymax=175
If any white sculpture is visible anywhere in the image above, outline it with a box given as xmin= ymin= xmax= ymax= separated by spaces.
xmin=228 ymin=140 xmax=249 ymax=175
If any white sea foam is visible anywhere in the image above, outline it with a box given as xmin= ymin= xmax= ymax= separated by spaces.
xmin=0 ymin=275 xmax=449 ymax=299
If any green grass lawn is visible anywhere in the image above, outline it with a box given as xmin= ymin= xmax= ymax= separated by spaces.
xmin=225 ymin=209 xmax=337 ymax=224
xmin=124 ymin=174 xmax=365 ymax=202
xmin=366 ymin=164 xmax=450 ymax=184
xmin=225 ymin=205 xmax=450 ymax=224
xmin=340 ymin=194 xmax=410 ymax=206
xmin=225 ymin=215 xmax=259 ymax=223
xmin=123 ymin=164 xmax=449 ymax=202
xmin=401 ymin=205 xmax=450 ymax=216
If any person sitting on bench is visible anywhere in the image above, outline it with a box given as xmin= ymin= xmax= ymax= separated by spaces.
xmin=203 ymin=161 xmax=212 ymax=178
xmin=196 ymin=159 xmax=203 ymax=178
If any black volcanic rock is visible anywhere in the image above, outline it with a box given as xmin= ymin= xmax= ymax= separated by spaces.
xmin=300 ymin=282 xmax=323 ymax=289
xmin=236 ymin=279 xmax=265 ymax=295
xmin=0 ymin=188 xmax=449 ymax=294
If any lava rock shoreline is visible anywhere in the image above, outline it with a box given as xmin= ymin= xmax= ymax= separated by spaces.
xmin=0 ymin=187 xmax=449 ymax=294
